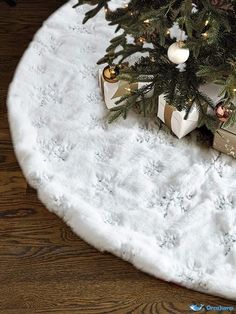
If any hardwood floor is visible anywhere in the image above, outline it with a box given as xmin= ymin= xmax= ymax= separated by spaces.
xmin=0 ymin=1 xmax=236 ymax=312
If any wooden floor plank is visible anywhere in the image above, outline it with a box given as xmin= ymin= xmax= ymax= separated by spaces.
xmin=0 ymin=0 xmax=236 ymax=312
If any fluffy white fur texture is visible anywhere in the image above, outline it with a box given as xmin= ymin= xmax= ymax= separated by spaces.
xmin=7 ymin=0 xmax=236 ymax=300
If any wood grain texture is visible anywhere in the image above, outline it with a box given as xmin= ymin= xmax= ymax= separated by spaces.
xmin=0 ymin=1 xmax=236 ymax=313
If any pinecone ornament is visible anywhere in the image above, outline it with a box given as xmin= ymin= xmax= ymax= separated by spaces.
xmin=210 ymin=0 xmax=233 ymax=11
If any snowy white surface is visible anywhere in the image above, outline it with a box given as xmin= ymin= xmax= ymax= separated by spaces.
xmin=7 ymin=1 xmax=236 ymax=300
xmin=169 ymin=22 xmax=188 ymax=41
xmin=107 ymin=0 xmax=130 ymax=11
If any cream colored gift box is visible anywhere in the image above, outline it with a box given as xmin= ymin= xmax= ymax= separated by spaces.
xmin=98 ymin=69 xmax=151 ymax=110
xmin=157 ymin=83 xmax=225 ymax=139
xmin=199 ymin=83 xmax=223 ymax=107
xmin=213 ymin=123 xmax=236 ymax=158
xmin=157 ymin=94 xmax=200 ymax=139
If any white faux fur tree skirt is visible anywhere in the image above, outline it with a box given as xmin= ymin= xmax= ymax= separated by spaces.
xmin=7 ymin=0 xmax=236 ymax=300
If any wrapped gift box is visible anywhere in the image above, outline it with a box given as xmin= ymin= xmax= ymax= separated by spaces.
xmin=157 ymin=83 xmax=231 ymax=139
xmin=157 ymin=94 xmax=200 ymax=139
xmin=98 ymin=69 xmax=150 ymax=109
xmin=213 ymin=123 xmax=236 ymax=158
xmin=198 ymin=83 xmax=223 ymax=107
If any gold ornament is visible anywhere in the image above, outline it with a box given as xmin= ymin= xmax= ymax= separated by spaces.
xmin=135 ymin=36 xmax=146 ymax=45
xmin=102 ymin=65 xmax=119 ymax=83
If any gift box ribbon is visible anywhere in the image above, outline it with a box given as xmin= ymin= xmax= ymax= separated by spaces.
xmin=112 ymin=81 xmax=139 ymax=99
xmin=164 ymin=104 xmax=176 ymax=129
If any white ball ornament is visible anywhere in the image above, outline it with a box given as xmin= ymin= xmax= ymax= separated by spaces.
xmin=167 ymin=42 xmax=190 ymax=64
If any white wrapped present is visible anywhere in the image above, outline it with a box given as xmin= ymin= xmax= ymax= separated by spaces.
xmin=199 ymin=83 xmax=223 ymax=105
xmin=157 ymin=94 xmax=199 ymax=139
xmin=157 ymin=83 xmax=227 ymax=139
xmin=99 ymin=68 xmax=150 ymax=110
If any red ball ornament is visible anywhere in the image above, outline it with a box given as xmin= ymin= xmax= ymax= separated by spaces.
xmin=215 ymin=102 xmax=232 ymax=122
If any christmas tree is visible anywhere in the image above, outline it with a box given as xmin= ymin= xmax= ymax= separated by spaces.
xmin=74 ymin=0 xmax=236 ymax=129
